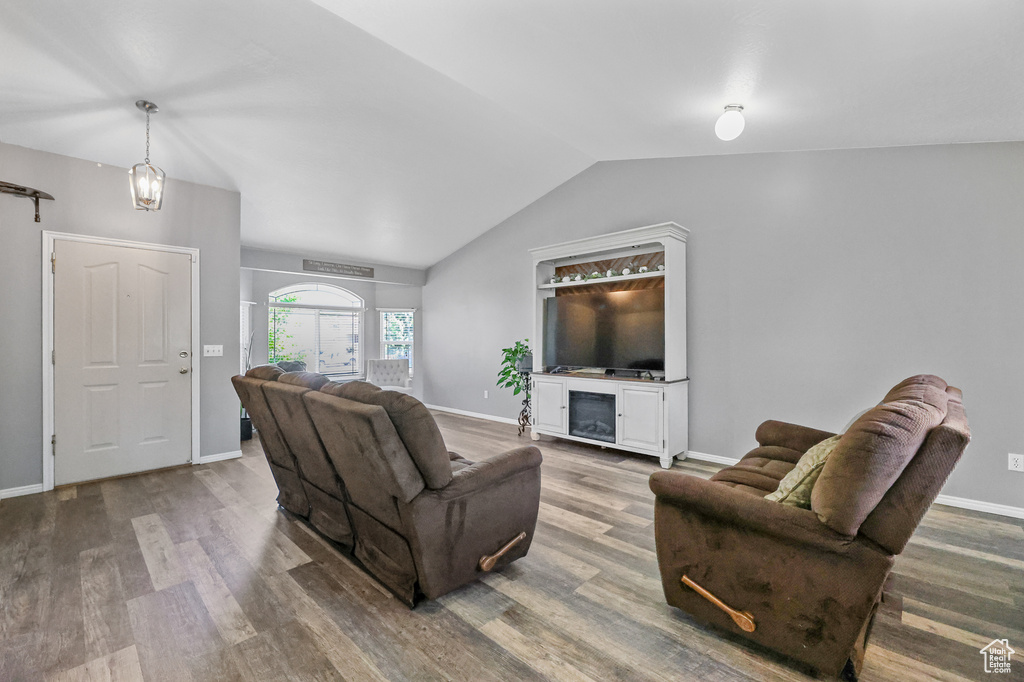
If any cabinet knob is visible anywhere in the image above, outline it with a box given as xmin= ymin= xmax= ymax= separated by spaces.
xmin=617 ymin=413 xmax=622 ymax=417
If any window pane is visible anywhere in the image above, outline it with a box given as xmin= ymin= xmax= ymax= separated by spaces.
xmin=320 ymin=311 xmax=360 ymax=375
xmin=269 ymin=307 xmax=315 ymax=367
xmin=270 ymin=282 xmax=362 ymax=308
xmin=383 ymin=311 xmax=414 ymax=342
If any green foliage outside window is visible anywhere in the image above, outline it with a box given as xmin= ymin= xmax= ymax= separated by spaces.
xmin=268 ymin=294 xmax=304 ymax=363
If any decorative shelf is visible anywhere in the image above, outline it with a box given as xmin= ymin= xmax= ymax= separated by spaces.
xmin=538 ymin=270 xmax=665 ymax=290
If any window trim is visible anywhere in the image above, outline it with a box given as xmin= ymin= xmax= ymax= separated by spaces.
xmin=268 ymin=283 xmax=364 ymax=377
xmin=378 ymin=308 xmax=416 ymax=378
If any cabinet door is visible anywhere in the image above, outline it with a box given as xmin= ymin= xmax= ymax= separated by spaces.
xmin=533 ymin=378 xmax=566 ymax=434
xmin=618 ymin=385 xmax=663 ymax=452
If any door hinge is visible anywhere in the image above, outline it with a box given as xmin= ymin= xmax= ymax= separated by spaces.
xmin=662 ymin=392 xmax=665 ymax=401
xmin=663 ymin=439 xmax=666 ymax=449
xmin=50 ymin=252 xmax=56 ymax=273
xmin=51 ymin=350 xmax=55 ymax=365
xmin=51 ymin=434 xmax=56 ymax=457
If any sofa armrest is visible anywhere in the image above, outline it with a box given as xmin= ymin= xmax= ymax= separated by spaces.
xmin=650 ymin=470 xmax=859 ymax=555
xmin=754 ymin=420 xmax=836 ymax=453
xmin=650 ymin=470 xmax=893 ymax=677
xmin=432 ymin=446 xmax=543 ymax=500
xmin=402 ymin=446 xmax=542 ymax=599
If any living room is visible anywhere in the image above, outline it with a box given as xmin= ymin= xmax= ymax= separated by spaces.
xmin=1 ymin=2 xmax=1022 ymax=681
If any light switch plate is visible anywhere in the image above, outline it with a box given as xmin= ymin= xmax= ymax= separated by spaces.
xmin=203 ymin=345 xmax=224 ymax=357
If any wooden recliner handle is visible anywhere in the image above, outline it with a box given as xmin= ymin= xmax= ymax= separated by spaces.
xmin=681 ymin=575 xmax=756 ymax=632
xmin=479 ymin=532 xmax=527 ymax=572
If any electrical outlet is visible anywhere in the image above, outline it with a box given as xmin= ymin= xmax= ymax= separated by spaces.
xmin=1010 ymin=453 xmax=1024 ymax=472
xmin=203 ymin=345 xmax=223 ymax=357
xmin=484 ymin=390 xmax=489 ymax=399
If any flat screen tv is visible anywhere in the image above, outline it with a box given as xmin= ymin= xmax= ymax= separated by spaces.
xmin=543 ymin=288 xmax=664 ymax=371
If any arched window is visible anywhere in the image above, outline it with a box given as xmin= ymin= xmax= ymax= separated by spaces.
xmin=268 ymin=283 xmax=363 ymax=376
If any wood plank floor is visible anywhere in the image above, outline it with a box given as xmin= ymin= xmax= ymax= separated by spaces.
xmin=2 ymin=411 xmax=1022 ymax=681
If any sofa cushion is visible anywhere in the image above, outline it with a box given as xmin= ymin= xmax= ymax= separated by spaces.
xmin=323 ymin=381 xmax=452 ymax=489
xmin=449 ymin=451 xmax=473 ymax=475
xmin=858 ymin=385 xmax=971 ymax=554
xmin=765 ymin=434 xmax=842 ymax=508
xmin=811 ymin=375 xmax=948 ymax=536
xmin=246 ymin=364 xmax=284 ymax=381
xmin=710 ymin=446 xmax=798 ymax=497
xmin=321 ymin=380 xmax=382 ymax=402
xmin=278 ymin=371 xmax=330 ymax=390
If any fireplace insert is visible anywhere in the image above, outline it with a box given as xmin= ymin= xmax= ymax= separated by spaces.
xmin=568 ymin=391 xmax=616 ymax=444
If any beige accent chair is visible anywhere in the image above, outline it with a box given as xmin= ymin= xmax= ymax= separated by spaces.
xmin=366 ymin=358 xmax=412 ymax=393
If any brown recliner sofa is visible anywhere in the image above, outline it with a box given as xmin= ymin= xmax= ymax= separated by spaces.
xmin=232 ymin=367 xmax=543 ymax=604
xmin=305 ymin=380 xmax=543 ymax=604
xmin=230 ymin=365 xmax=310 ymax=516
xmin=262 ymin=371 xmax=355 ymax=546
xmin=649 ymin=375 xmax=970 ymax=680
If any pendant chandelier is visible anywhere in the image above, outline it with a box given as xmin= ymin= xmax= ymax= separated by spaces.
xmin=128 ymin=100 xmax=166 ymax=211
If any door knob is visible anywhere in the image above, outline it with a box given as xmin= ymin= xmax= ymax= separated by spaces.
xmin=179 ymin=350 xmax=189 ymax=358
xmin=179 ymin=367 xmax=189 ymax=374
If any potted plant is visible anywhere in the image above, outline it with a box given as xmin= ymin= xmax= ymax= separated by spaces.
xmin=497 ymin=339 xmax=533 ymax=436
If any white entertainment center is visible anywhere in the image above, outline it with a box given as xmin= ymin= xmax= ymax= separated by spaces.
xmin=529 ymin=222 xmax=689 ymax=469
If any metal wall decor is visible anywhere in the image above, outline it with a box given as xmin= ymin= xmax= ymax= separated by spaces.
xmin=0 ymin=181 xmax=54 ymax=222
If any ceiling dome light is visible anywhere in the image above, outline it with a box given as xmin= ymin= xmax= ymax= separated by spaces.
xmin=715 ymin=104 xmax=745 ymax=141
xmin=129 ymin=100 xmax=166 ymax=211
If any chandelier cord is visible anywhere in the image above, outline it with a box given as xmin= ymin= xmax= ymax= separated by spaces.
xmin=145 ymin=111 xmax=151 ymax=164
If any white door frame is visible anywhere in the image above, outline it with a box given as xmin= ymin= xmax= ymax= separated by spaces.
xmin=41 ymin=231 xmax=201 ymax=492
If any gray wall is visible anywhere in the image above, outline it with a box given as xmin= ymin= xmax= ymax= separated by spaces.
xmin=0 ymin=141 xmax=241 ymax=490
xmin=246 ymin=267 xmax=423 ymax=400
xmin=423 ymin=141 xmax=1024 ymax=510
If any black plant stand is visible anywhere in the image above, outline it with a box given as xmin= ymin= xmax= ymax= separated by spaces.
xmin=517 ymin=370 xmax=532 ymax=437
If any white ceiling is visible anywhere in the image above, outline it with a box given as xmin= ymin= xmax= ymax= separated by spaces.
xmin=2 ymin=1 xmax=1022 ymax=268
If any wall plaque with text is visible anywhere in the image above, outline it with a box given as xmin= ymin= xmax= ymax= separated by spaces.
xmin=302 ymin=259 xmax=374 ymax=278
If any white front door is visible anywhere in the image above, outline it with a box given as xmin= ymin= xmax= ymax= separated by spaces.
xmin=54 ymin=239 xmax=193 ymax=485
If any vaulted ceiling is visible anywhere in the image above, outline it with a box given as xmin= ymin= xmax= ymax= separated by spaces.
xmin=2 ymin=1 xmax=1022 ymax=267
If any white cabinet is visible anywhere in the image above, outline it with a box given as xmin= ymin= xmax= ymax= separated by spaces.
xmin=533 ymin=377 xmax=566 ymax=434
xmin=532 ymin=374 xmax=687 ymax=468
xmin=618 ymin=384 xmax=663 ymax=453
xmin=528 ymin=222 xmax=688 ymax=468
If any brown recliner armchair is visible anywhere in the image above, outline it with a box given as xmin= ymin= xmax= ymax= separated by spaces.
xmin=650 ymin=375 xmax=970 ymax=680
xmin=304 ymin=381 xmax=543 ymax=605
xmin=231 ymin=365 xmax=310 ymax=516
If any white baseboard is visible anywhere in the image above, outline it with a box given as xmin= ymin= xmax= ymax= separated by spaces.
xmin=0 ymin=483 xmax=44 ymax=500
xmin=685 ymin=452 xmax=1024 ymax=521
xmin=197 ymin=450 xmax=243 ymax=465
xmin=424 ymin=404 xmax=519 ymax=426
xmin=933 ymin=494 xmax=1024 ymax=520
xmin=685 ymin=450 xmax=740 ymax=466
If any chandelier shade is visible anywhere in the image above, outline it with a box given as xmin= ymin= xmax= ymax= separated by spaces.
xmin=129 ymin=100 xmax=165 ymax=211
xmin=129 ymin=161 xmax=165 ymax=211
